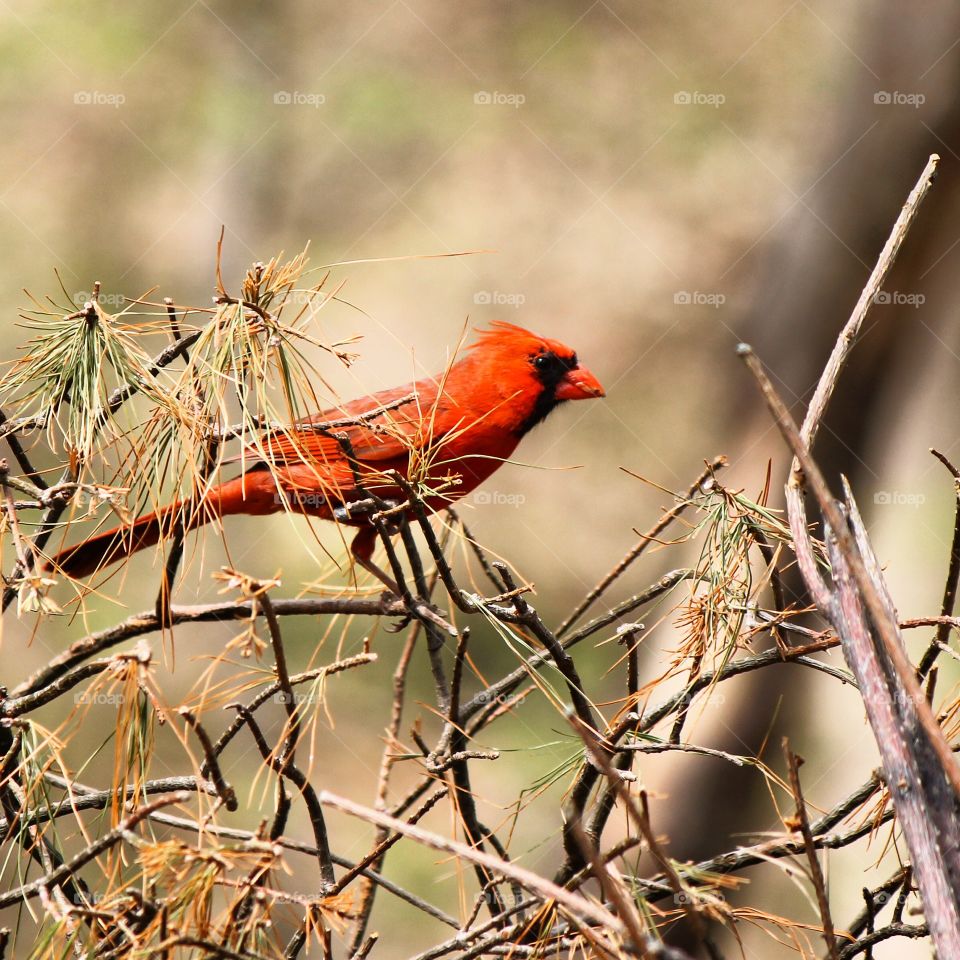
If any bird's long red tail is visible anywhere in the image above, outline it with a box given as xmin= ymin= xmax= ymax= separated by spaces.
xmin=51 ymin=474 xmax=273 ymax=579
xmin=53 ymin=500 xmax=207 ymax=579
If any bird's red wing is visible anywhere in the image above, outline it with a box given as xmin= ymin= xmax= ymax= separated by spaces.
xmin=228 ymin=378 xmax=454 ymax=498
xmin=257 ymin=430 xmax=360 ymax=475
xmin=276 ymin=379 xmax=446 ymax=464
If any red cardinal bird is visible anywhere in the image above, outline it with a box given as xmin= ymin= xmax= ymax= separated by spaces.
xmin=52 ymin=322 xmax=604 ymax=586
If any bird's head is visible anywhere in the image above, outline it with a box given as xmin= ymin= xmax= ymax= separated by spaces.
xmin=467 ymin=321 xmax=605 ymax=435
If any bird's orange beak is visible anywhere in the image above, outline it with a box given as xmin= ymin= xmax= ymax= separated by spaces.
xmin=555 ymin=365 xmax=605 ymax=401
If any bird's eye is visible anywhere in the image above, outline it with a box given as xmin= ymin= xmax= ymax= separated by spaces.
xmin=533 ymin=354 xmax=552 ymax=370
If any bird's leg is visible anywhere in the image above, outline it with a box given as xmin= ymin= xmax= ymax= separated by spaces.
xmin=332 ymin=434 xmax=442 ymax=627
xmin=350 ymin=525 xmax=403 ymax=596
xmin=350 ymin=524 xmax=455 ymax=636
xmin=328 ymin=430 xmax=409 ymax=598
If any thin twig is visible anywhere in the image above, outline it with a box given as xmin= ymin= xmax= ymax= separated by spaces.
xmin=15 ymin=598 xmax=395 ymax=697
xmin=799 ymin=153 xmax=939 ymax=449
xmin=318 ymin=789 xmax=626 ymax=936
xmin=783 ymin=739 xmax=838 ymax=959
xmin=0 ymin=792 xmax=190 ymax=909
xmin=231 ymin=703 xmax=337 ymax=887
xmin=178 ymin=709 xmax=237 ymax=812
xmin=918 ymin=448 xmax=960 ymax=678
xmin=558 ymin=456 xmax=726 ymax=636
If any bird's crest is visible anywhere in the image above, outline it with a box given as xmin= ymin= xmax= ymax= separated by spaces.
xmin=470 ymin=320 xmax=576 ymax=362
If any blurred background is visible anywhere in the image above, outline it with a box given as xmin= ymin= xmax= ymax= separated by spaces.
xmin=3 ymin=1 xmax=960 ymax=956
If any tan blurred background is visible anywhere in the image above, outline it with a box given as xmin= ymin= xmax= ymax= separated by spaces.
xmin=3 ymin=1 xmax=960 ymax=957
